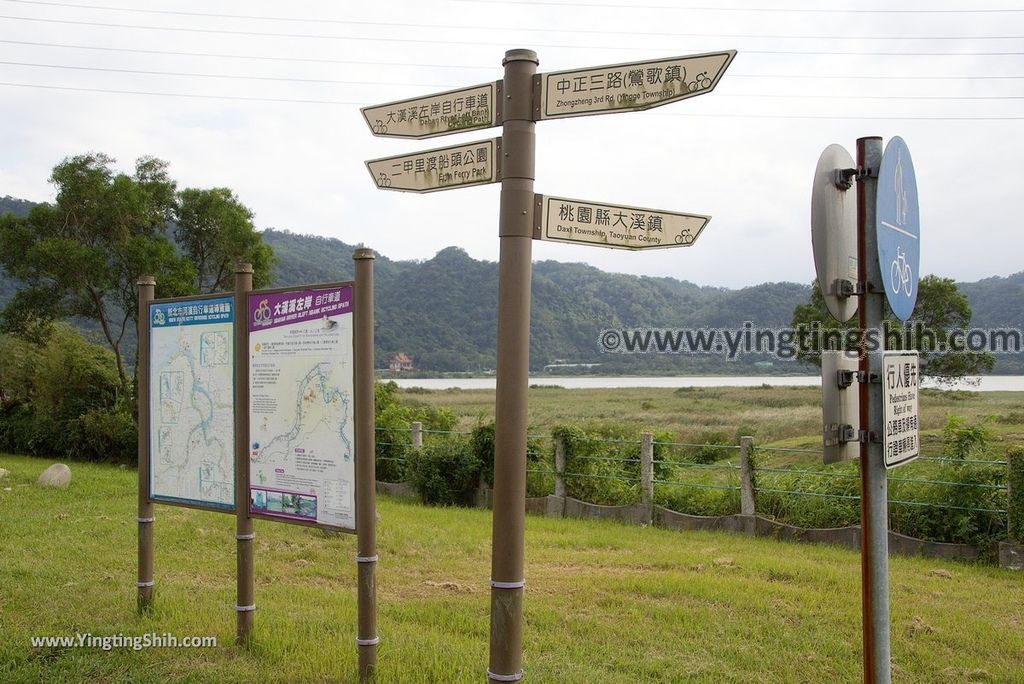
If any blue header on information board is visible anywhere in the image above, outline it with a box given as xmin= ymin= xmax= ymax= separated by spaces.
xmin=150 ymin=296 xmax=234 ymax=328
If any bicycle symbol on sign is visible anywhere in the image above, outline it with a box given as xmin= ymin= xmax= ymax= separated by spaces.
xmin=254 ymin=299 xmax=271 ymax=323
xmin=377 ymin=172 xmax=392 ymax=188
xmin=372 ymin=119 xmax=388 ymax=135
xmin=686 ymin=72 xmax=712 ymax=92
xmin=674 ymin=229 xmax=694 ymax=245
xmin=890 ymin=246 xmax=913 ymax=296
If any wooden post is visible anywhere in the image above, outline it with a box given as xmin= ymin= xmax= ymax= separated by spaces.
xmin=354 ymin=249 xmax=379 ymax=681
xmin=739 ymin=436 xmax=756 ymax=518
xmin=411 ymin=420 xmax=423 ymax=451
xmin=136 ymin=276 xmax=155 ymax=614
xmin=554 ymin=435 xmax=566 ymax=499
xmin=640 ymin=432 xmax=654 ymax=525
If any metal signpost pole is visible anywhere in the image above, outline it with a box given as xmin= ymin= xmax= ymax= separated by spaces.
xmin=353 ymin=249 xmax=379 ymax=681
xmin=136 ymin=275 xmax=156 ymax=613
xmin=488 ymin=48 xmax=537 ymax=684
xmin=234 ymin=263 xmax=255 ymax=644
xmin=856 ymin=137 xmax=891 ymax=684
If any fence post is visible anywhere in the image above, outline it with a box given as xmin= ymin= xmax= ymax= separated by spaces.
xmin=739 ymin=436 xmax=756 ymax=534
xmin=410 ymin=421 xmax=423 ymax=451
xmin=1000 ymin=445 xmax=1024 ymax=570
xmin=547 ymin=433 xmax=567 ymax=518
xmin=640 ymin=432 xmax=654 ymax=526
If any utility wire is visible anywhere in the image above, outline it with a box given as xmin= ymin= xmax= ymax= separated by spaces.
xmin=3 ymin=60 xmax=1022 ymax=100
xmin=452 ymin=0 xmax=1024 ymax=12
xmin=1 ymin=0 xmax=1020 ymax=40
xmin=0 ymin=80 xmax=360 ymax=104
xmin=0 ymin=14 xmax=1022 ymax=55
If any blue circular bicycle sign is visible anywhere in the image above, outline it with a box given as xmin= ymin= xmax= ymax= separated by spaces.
xmin=876 ymin=136 xmax=920 ymax=321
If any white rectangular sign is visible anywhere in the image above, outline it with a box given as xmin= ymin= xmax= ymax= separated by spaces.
xmin=533 ymin=195 xmax=709 ymax=250
xmin=538 ymin=51 xmax=736 ymax=120
xmin=882 ymin=350 xmax=920 ymax=468
xmin=248 ymin=284 xmax=356 ymax=531
xmin=365 ymin=137 xmax=501 ymax=193
xmin=149 ymin=295 xmax=235 ymax=512
xmin=361 ymin=81 xmax=500 ymax=139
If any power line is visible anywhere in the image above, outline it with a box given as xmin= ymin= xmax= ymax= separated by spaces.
xmin=0 ymin=80 xmax=359 ymax=104
xmin=3 ymin=60 xmax=1021 ymax=100
xmin=2 ymin=80 xmax=1022 ymax=120
xmin=1 ymin=0 xmax=1020 ymax=40
xmin=1 ymin=14 xmax=1022 ymax=55
xmin=0 ymin=60 xmax=456 ymax=88
xmin=452 ymin=0 xmax=1024 ymax=12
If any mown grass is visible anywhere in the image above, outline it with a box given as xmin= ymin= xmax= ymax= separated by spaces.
xmin=2 ymin=453 xmax=1023 ymax=683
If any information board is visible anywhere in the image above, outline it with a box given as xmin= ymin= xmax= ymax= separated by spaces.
xmin=149 ymin=295 xmax=235 ymax=511
xmin=248 ymin=284 xmax=356 ymax=530
xmin=882 ymin=351 xmax=920 ymax=468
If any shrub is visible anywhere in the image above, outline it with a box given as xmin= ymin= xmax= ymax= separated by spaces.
xmin=407 ymin=435 xmax=481 ymax=506
xmin=942 ymin=415 xmax=991 ymax=459
xmin=689 ymin=430 xmax=734 ymax=464
xmin=1006 ymin=445 xmax=1024 ymax=543
xmin=471 ymin=421 xmax=545 ymax=487
xmin=374 ymin=380 xmax=456 ymax=482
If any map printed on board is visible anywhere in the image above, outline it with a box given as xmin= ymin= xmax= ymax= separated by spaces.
xmin=149 ymin=296 xmax=235 ymax=510
xmin=248 ymin=285 xmax=355 ymax=530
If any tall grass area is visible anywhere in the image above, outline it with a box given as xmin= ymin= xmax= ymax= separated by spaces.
xmin=2 ymin=453 xmax=1023 ymax=683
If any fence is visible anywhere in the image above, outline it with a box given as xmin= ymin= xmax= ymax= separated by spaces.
xmin=374 ymin=423 xmax=1023 ymax=567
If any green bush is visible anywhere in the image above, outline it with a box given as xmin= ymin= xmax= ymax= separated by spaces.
xmin=689 ymin=430 xmax=734 ymax=464
xmin=1005 ymin=445 xmax=1024 ymax=543
xmin=471 ymin=421 xmax=545 ymax=487
xmin=942 ymin=415 xmax=991 ymax=459
xmin=407 ymin=435 xmax=481 ymax=506
xmin=374 ymin=380 xmax=456 ymax=482
xmin=75 ymin=406 xmax=137 ymax=463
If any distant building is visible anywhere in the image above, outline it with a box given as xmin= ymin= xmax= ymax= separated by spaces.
xmin=390 ymin=353 xmax=414 ymax=372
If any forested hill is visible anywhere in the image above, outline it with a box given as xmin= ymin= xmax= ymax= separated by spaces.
xmin=2 ymin=194 xmax=1021 ymax=373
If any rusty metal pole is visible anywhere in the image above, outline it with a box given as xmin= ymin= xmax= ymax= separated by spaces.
xmin=353 ymin=249 xmax=379 ymax=681
xmin=136 ymin=275 xmax=155 ymax=614
xmin=488 ymin=48 xmax=537 ymax=684
xmin=857 ymin=136 xmax=891 ymax=684
xmin=234 ymin=263 xmax=255 ymax=645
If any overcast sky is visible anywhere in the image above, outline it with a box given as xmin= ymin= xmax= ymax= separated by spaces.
xmin=1 ymin=0 xmax=1021 ymax=288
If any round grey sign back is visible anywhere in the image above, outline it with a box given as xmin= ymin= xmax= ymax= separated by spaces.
xmin=811 ymin=144 xmax=858 ymax=323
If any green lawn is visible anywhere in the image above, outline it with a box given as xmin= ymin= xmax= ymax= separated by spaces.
xmin=1 ymin=453 xmax=1023 ymax=683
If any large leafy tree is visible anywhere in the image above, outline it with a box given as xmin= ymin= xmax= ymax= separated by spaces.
xmin=791 ymin=275 xmax=994 ymax=383
xmin=0 ymin=153 xmax=196 ymax=394
xmin=175 ymin=187 xmax=274 ymax=292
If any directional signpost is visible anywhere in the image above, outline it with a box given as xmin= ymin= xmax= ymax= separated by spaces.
xmin=538 ymin=51 xmax=735 ymax=120
xmin=876 ymin=137 xmax=920 ymax=321
xmin=362 ymin=48 xmax=735 ymax=684
xmin=534 ymin=195 xmax=709 ymax=251
xmin=361 ymin=82 xmax=501 ymax=139
xmin=365 ymin=138 xmax=501 ymax=193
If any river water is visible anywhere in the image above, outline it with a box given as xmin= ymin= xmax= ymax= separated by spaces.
xmin=390 ymin=375 xmax=1024 ymax=392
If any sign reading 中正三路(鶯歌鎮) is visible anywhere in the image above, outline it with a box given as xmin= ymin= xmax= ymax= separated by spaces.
xmin=149 ymin=294 xmax=235 ymax=512
xmin=533 ymin=195 xmax=709 ymax=250
xmin=248 ymin=284 xmax=356 ymax=531
xmin=361 ymin=81 xmax=500 ymax=139
xmin=882 ymin=350 xmax=920 ymax=468
xmin=365 ymin=137 xmax=500 ymax=193
xmin=538 ymin=51 xmax=736 ymax=120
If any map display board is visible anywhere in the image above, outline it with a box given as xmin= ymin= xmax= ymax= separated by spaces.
xmin=149 ymin=295 xmax=235 ymax=511
xmin=248 ymin=284 xmax=356 ymax=531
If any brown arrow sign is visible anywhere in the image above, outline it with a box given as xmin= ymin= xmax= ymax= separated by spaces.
xmin=365 ymin=138 xmax=502 ymax=193
xmin=536 ymin=50 xmax=736 ymax=120
xmin=361 ymin=81 xmax=502 ymax=140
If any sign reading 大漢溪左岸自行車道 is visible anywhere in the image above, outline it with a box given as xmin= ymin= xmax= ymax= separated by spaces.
xmin=361 ymin=81 xmax=501 ymax=139
xmin=365 ymin=138 xmax=501 ymax=193
xmin=533 ymin=195 xmax=709 ymax=251
xmin=538 ymin=51 xmax=736 ymax=120
xmin=882 ymin=350 xmax=920 ymax=469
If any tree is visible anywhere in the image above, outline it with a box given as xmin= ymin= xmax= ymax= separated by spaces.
xmin=791 ymin=275 xmax=994 ymax=383
xmin=0 ymin=153 xmax=196 ymax=395
xmin=174 ymin=187 xmax=274 ymax=292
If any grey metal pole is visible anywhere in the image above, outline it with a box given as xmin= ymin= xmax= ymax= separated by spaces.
xmin=234 ymin=263 xmax=255 ymax=645
xmin=353 ymin=248 xmax=379 ymax=681
xmin=136 ymin=275 xmax=155 ymax=614
xmin=856 ymin=136 xmax=891 ymax=684
xmin=488 ymin=47 xmax=538 ymax=684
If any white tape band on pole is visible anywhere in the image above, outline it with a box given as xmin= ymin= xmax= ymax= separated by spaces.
xmin=235 ymin=533 xmax=255 ymax=541
xmin=135 ymin=580 xmax=155 ymax=588
xmin=136 ymin=517 xmax=155 ymax=523
xmin=489 ymin=579 xmax=525 ymax=589
xmin=356 ymin=636 xmax=380 ymax=646
xmin=355 ymin=555 xmax=379 ymax=563
xmin=234 ymin=604 xmax=256 ymax=612
xmin=486 ymin=669 xmax=524 ymax=682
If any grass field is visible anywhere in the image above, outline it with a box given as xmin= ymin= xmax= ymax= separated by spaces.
xmin=2 ymin=453 xmax=1023 ymax=683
